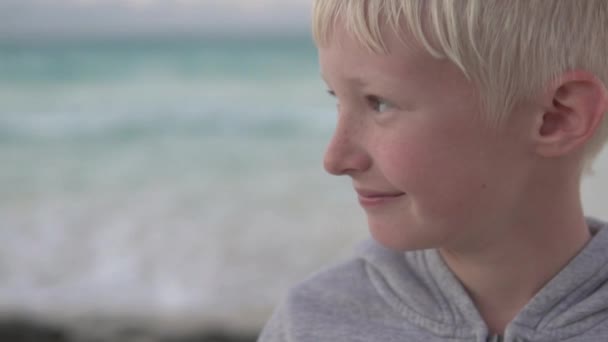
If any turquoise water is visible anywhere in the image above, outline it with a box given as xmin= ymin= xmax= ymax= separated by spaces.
xmin=0 ymin=37 xmax=335 ymax=197
xmin=0 ymin=38 xmax=317 ymax=82
xmin=0 ymin=37 xmax=325 ymax=134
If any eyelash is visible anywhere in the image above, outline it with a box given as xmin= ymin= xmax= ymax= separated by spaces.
xmin=327 ymin=91 xmax=392 ymax=113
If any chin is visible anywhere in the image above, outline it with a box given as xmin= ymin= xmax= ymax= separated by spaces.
xmin=368 ymin=221 xmax=437 ymax=252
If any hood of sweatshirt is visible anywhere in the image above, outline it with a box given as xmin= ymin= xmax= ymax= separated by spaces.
xmin=356 ymin=217 xmax=608 ymax=341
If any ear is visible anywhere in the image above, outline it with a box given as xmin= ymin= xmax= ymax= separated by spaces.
xmin=533 ymin=71 xmax=608 ymax=158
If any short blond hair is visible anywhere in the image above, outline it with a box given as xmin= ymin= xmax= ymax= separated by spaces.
xmin=313 ymin=0 xmax=608 ymax=169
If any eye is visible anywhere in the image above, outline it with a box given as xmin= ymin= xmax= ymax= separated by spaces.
xmin=366 ymin=95 xmax=392 ymax=113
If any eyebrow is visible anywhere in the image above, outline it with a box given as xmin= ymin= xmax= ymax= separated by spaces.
xmin=348 ymin=77 xmax=370 ymax=87
xmin=320 ymin=73 xmax=370 ymax=88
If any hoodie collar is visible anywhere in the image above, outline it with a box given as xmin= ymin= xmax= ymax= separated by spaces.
xmin=357 ymin=218 xmax=608 ymax=341
xmin=506 ymin=217 xmax=608 ymax=341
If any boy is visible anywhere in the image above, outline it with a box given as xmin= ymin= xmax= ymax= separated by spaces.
xmin=259 ymin=1 xmax=608 ymax=341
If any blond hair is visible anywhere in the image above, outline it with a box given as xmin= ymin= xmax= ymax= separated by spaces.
xmin=312 ymin=0 xmax=608 ymax=169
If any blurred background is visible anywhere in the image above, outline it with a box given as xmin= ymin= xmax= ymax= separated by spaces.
xmin=0 ymin=1 xmax=606 ymax=341
xmin=0 ymin=0 xmax=368 ymax=341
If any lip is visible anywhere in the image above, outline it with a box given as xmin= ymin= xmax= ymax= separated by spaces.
xmin=355 ymin=188 xmax=405 ymax=207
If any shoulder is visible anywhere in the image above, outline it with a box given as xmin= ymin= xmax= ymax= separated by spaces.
xmin=285 ymin=238 xmax=418 ymax=318
xmin=282 ymin=237 xmax=435 ymax=324
xmin=286 ymin=256 xmax=389 ymax=322
xmin=258 ymin=251 xmax=407 ymax=342
xmin=257 ymin=258 xmax=374 ymax=342
xmin=258 ymin=258 xmax=400 ymax=342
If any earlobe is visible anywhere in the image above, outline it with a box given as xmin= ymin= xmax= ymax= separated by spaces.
xmin=534 ymin=71 xmax=608 ymax=158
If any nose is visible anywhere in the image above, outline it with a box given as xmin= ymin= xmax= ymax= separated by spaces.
xmin=323 ymin=110 xmax=371 ymax=176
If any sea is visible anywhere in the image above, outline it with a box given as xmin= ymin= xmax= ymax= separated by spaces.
xmin=0 ymin=36 xmax=369 ymax=337
xmin=0 ymin=36 xmax=606 ymax=337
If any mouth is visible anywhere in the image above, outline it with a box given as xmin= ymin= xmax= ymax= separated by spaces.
xmin=355 ymin=188 xmax=406 ymax=207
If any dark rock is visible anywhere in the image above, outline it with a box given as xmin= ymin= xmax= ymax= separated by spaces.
xmin=164 ymin=330 xmax=257 ymax=342
xmin=0 ymin=320 xmax=258 ymax=342
xmin=0 ymin=320 xmax=68 ymax=342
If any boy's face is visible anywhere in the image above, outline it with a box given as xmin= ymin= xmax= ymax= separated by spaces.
xmin=319 ymin=24 xmax=532 ymax=251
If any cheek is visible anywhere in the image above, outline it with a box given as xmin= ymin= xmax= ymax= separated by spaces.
xmin=379 ymin=130 xmax=493 ymax=215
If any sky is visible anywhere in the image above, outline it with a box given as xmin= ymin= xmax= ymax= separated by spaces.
xmin=0 ymin=0 xmax=312 ymax=39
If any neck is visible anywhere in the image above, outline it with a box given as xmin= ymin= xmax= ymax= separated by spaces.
xmin=439 ymin=166 xmax=591 ymax=334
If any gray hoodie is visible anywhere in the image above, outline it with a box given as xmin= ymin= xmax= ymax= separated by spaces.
xmin=259 ymin=218 xmax=608 ymax=341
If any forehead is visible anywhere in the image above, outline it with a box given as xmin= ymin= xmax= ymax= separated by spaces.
xmin=319 ymin=23 xmax=413 ymax=74
xmin=318 ymin=23 xmax=464 ymax=91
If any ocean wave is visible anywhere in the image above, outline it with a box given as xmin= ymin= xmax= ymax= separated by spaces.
xmin=0 ymin=106 xmax=335 ymax=145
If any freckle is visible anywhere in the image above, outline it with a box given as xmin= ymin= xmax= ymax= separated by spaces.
xmin=481 ymin=183 xmax=487 ymax=189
